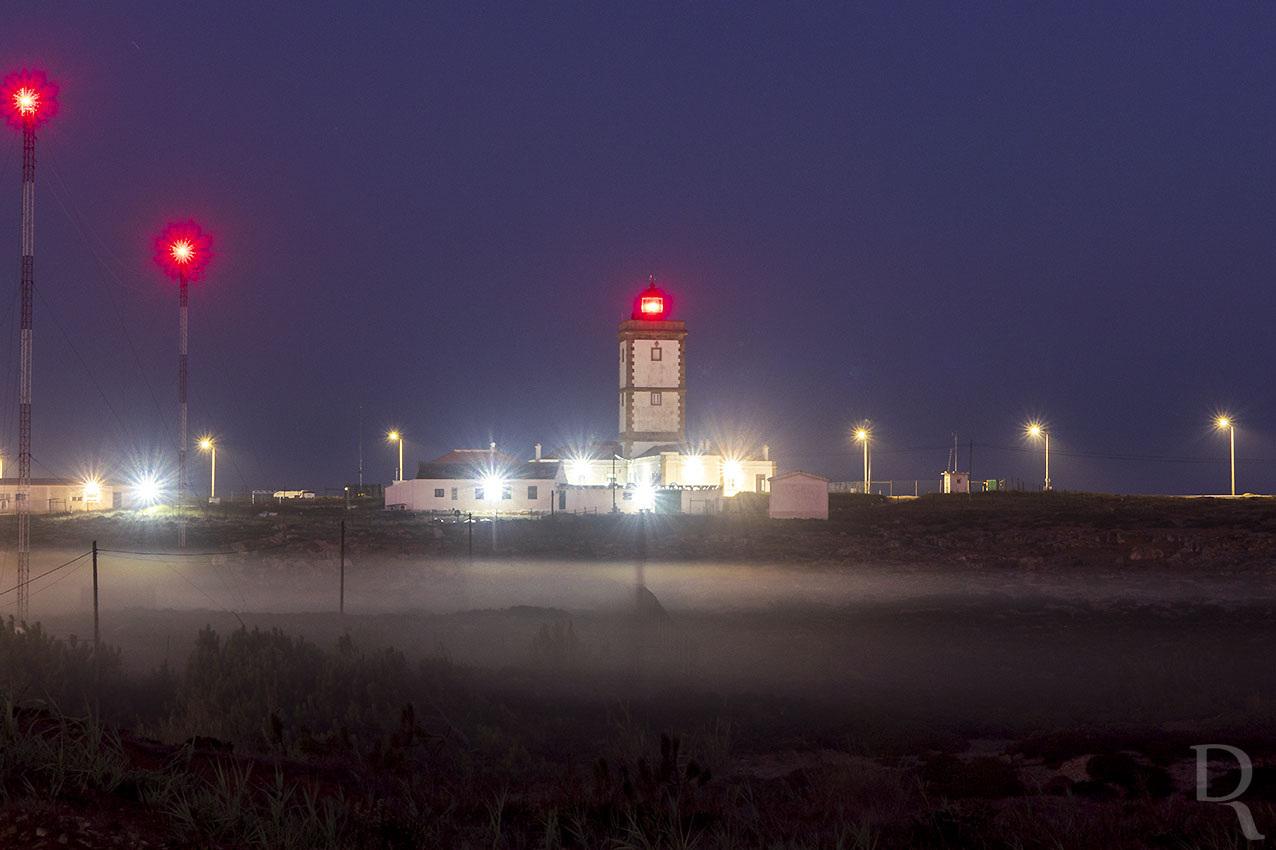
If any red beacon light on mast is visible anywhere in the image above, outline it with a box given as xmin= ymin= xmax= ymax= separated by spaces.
xmin=632 ymin=276 xmax=669 ymax=320
xmin=3 ymin=69 xmax=58 ymax=128
xmin=154 ymin=220 xmax=213 ymax=282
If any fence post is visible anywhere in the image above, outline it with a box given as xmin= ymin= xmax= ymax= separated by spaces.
xmin=339 ymin=520 xmax=345 ymax=615
xmin=468 ymin=513 xmax=473 ymax=560
xmin=92 ymin=540 xmax=100 ymax=703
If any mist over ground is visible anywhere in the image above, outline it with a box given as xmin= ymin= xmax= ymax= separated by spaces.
xmin=11 ymin=495 xmax=1276 ymax=743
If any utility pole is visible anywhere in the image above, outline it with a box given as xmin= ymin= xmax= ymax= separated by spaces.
xmin=339 ymin=520 xmax=345 ymax=614
xmin=92 ymin=539 xmax=100 ymax=699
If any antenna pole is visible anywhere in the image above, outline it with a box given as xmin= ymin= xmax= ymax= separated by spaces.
xmin=16 ymin=118 xmax=35 ymax=621
xmin=178 ymin=270 xmax=188 ymax=548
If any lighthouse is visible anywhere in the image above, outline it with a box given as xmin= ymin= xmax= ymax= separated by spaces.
xmin=618 ymin=277 xmax=687 ymax=457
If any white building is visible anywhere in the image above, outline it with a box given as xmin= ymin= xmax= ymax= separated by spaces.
xmin=769 ymin=471 xmax=829 ymax=519
xmin=941 ymin=471 xmax=970 ymax=494
xmin=386 ymin=449 xmax=563 ymax=514
xmin=0 ymin=478 xmax=119 ymax=514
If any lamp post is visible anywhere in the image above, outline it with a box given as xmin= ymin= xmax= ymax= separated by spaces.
xmin=388 ymin=431 xmax=403 ymax=481
xmin=1216 ymin=417 xmax=1235 ymax=496
xmin=854 ymin=426 xmax=870 ymax=494
xmin=1027 ymin=424 xmax=1051 ymax=491
xmin=199 ymin=437 xmax=215 ymax=501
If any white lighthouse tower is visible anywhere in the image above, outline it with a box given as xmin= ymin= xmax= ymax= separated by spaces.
xmin=618 ymin=277 xmax=686 ymax=457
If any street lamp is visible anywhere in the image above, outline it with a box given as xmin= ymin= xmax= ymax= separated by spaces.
xmin=854 ymin=425 xmax=870 ymax=494
xmin=387 ymin=430 xmax=403 ymax=481
xmin=1026 ymin=423 xmax=1051 ymax=491
xmin=1216 ymin=416 xmax=1235 ymax=496
xmin=198 ymin=437 xmax=216 ymax=502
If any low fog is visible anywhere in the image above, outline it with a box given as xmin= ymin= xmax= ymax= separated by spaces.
xmin=17 ymin=544 xmax=1276 ymax=733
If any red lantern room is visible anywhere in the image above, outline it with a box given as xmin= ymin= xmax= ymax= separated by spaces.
xmin=631 ymin=276 xmax=669 ymax=320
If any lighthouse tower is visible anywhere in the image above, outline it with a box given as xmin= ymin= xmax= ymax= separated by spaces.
xmin=619 ymin=277 xmax=687 ymax=457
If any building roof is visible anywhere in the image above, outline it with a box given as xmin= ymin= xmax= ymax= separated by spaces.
xmin=770 ymin=470 xmax=830 ymax=483
xmin=433 ymin=449 xmax=522 ymax=464
xmin=541 ymin=440 xmax=624 ymax=460
xmin=415 ymin=460 xmax=563 ymax=481
xmin=0 ymin=477 xmax=105 ymax=487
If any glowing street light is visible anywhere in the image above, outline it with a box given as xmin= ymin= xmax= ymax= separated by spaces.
xmin=569 ymin=457 xmax=592 ymax=486
xmin=1216 ymin=416 xmax=1235 ymax=497
xmin=132 ymin=472 xmax=163 ymax=507
xmin=1026 ymin=423 xmax=1051 ymax=491
xmin=199 ymin=437 xmax=216 ymax=501
xmin=387 ymin=430 xmax=403 ymax=481
xmin=482 ymin=475 xmax=504 ymax=502
xmin=854 ymin=426 xmax=871 ymax=494
xmin=722 ymin=458 xmax=743 ymax=496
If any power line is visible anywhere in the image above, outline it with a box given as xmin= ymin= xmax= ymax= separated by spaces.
xmin=0 ymin=551 xmax=90 ymax=600
xmin=97 ymin=538 xmax=297 ymax=557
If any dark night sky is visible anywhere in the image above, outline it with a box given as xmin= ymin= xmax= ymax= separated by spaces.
xmin=2 ymin=2 xmax=1275 ymax=495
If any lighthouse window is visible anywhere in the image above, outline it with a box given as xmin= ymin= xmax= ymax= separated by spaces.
xmin=651 ymin=392 xmax=662 ymax=406
xmin=651 ymin=345 xmax=662 ymax=361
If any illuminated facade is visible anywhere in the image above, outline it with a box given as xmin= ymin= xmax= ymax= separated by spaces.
xmin=0 ymin=478 xmax=117 ymax=514
xmin=385 ymin=449 xmax=563 ymax=513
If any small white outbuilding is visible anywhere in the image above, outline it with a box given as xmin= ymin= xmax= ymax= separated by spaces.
xmin=768 ymin=471 xmax=829 ymax=520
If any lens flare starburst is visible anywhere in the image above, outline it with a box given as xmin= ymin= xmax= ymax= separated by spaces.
xmin=3 ymin=69 xmax=58 ymax=128
xmin=154 ymin=220 xmax=213 ymax=281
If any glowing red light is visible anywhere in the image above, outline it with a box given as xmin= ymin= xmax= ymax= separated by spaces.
xmin=632 ymin=277 xmax=670 ymax=320
xmin=154 ymin=221 xmax=213 ymax=281
xmin=3 ymin=69 xmax=58 ymax=128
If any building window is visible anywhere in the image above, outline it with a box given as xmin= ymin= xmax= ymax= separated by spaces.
xmin=651 ymin=391 xmax=662 ymax=406
xmin=475 ymin=487 xmax=485 ymax=500
xmin=451 ymin=487 xmax=458 ymax=500
xmin=528 ymin=485 xmax=538 ymax=500
xmin=622 ymin=491 xmax=633 ymax=501
xmin=502 ymin=485 xmax=513 ymax=500
xmin=651 ymin=345 xmax=662 ymax=361
xmin=434 ymin=488 xmax=445 ymax=498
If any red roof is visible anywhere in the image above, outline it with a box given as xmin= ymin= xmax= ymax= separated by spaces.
xmin=433 ymin=449 xmax=521 ymax=464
